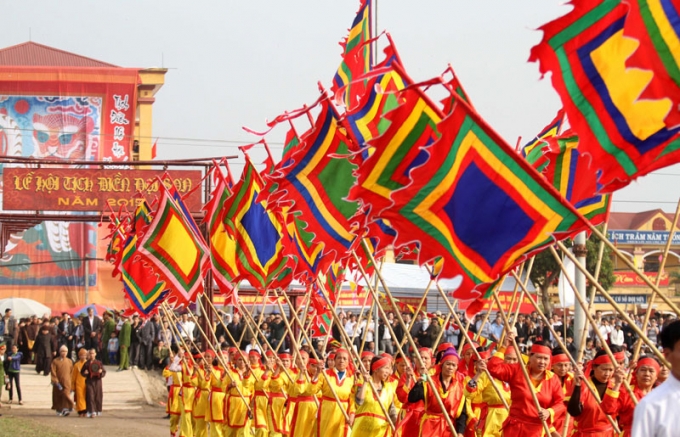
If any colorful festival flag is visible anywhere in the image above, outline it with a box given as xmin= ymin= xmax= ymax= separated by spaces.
xmin=530 ymin=0 xmax=680 ymax=192
xmin=344 ymin=39 xmax=410 ymax=147
xmin=540 ymin=132 xmax=611 ymax=225
xmin=624 ymin=0 xmax=680 ymax=127
xmin=349 ymin=63 xmax=442 ymax=221
xmin=203 ymin=167 xmax=239 ymax=302
xmin=379 ymin=87 xmax=587 ymax=304
xmin=137 ymin=184 xmax=209 ymax=306
xmin=267 ymin=93 xmax=361 ymax=263
xmin=332 ymin=0 xmax=372 ymax=109
xmin=117 ymin=202 xmax=168 ymax=315
xmin=520 ymin=110 xmax=566 ymax=172
xmin=221 ymin=157 xmax=295 ymax=292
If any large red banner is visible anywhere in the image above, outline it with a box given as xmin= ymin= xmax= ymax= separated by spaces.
xmin=3 ymin=167 xmax=203 ymax=212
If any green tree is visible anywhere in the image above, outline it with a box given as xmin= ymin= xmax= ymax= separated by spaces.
xmin=530 ymin=230 xmax=615 ymax=315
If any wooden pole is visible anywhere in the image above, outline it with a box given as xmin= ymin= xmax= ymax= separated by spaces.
xmin=397 ymin=280 xmax=433 ymax=350
xmin=270 ymin=290 xmax=319 ymax=406
xmin=512 ymin=269 xmax=621 ymax=433
xmin=186 ymin=307 xmax=253 ymax=414
xmin=631 ymin=199 xmax=680 ymax=364
xmin=556 ymin=241 xmax=671 ymax=368
xmin=576 ymin=223 xmax=608 ymax=364
xmin=276 ymin=292 xmax=353 ymax=425
xmin=354 ymin=246 xmax=460 ymax=436
xmin=433 ymin=313 xmax=452 ymax=349
xmin=586 ymin=224 xmax=680 ymax=315
xmin=425 ymin=266 xmax=510 ymax=411
xmin=491 ymin=290 xmax=552 ymax=436
xmin=300 ymin=282 xmax=396 ymax=432
xmin=160 ymin=303 xmax=197 ymax=367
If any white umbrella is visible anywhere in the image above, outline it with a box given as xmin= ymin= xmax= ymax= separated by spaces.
xmin=0 ymin=297 xmax=51 ymax=319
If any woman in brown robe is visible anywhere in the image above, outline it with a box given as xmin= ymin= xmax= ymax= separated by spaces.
xmin=51 ymin=345 xmax=74 ymax=416
xmin=81 ymin=348 xmax=106 ymax=417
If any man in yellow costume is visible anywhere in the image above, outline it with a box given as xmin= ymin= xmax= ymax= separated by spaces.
xmin=225 ymin=351 xmax=255 ymax=437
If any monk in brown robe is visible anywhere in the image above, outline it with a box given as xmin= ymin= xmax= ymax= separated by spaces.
xmin=51 ymin=345 xmax=74 ymax=416
xmin=81 ymin=348 xmax=106 ymax=417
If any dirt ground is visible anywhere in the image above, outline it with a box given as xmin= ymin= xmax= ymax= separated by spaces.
xmin=0 ymin=406 xmax=170 ymax=437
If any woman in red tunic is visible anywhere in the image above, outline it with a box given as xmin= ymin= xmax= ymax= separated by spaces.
xmin=395 ymin=348 xmax=433 ymax=437
xmin=600 ymin=355 xmax=660 ymax=437
xmin=407 ymin=348 xmax=467 ymax=437
xmin=482 ymin=337 xmax=564 ymax=437
xmin=567 ymin=350 xmax=616 ymax=437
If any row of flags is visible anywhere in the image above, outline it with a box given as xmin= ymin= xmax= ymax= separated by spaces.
xmin=106 ymin=0 xmax=680 ymax=321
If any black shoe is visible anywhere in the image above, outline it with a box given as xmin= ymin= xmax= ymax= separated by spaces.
xmin=164 ymin=414 xmax=170 ymax=419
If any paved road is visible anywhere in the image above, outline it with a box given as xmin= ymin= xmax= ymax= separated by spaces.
xmin=0 ymin=365 xmax=147 ymax=411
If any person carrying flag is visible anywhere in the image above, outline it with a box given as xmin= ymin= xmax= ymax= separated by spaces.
xmin=601 ymin=355 xmax=660 ymax=437
xmin=566 ymin=349 xmax=617 ymax=437
xmin=481 ymin=333 xmax=564 ymax=437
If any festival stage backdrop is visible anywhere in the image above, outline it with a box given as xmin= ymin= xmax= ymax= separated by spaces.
xmin=0 ymin=67 xmax=139 ymax=308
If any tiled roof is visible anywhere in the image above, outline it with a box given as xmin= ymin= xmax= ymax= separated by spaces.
xmin=609 ymin=209 xmax=675 ymax=230
xmin=0 ymin=41 xmax=118 ymax=67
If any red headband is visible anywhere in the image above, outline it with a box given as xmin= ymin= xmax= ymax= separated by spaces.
xmin=441 ymin=353 xmax=459 ymax=364
xmin=371 ymin=356 xmax=392 ymax=372
xmin=328 ymin=353 xmax=336 ymax=360
xmin=205 ymin=350 xmax=216 ymax=358
xmin=637 ymin=358 xmax=660 ymax=374
xmin=462 ymin=342 xmax=479 ymax=354
xmin=505 ymin=345 xmax=517 ymax=357
xmin=308 ymin=358 xmax=319 ymax=367
xmin=552 ymin=354 xmax=570 ymax=365
xmin=335 ymin=348 xmax=349 ymax=357
xmin=361 ymin=351 xmax=375 ymax=359
xmin=585 ymin=354 xmax=612 ymax=377
xmin=265 ymin=351 xmax=275 ymax=357
xmin=278 ymin=353 xmax=291 ymax=360
xmin=437 ymin=342 xmax=454 ymax=353
xmin=531 ymin=345 xmax=552 ymax=356
xmin=248 ymin=350 xmax=261 ymax=357
xmin=228 ymin=347 xmax=238 ymax=353
xmin=613 ymin=352 xmax=625 ymax=362
xmin=418 ymin=347 xmax=432 ymax=357
xmin=395 ymin=356 xmax=411 ymax=365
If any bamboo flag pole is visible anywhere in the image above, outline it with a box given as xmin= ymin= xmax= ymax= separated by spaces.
xmin=491 ymin=290 xmax=552 ymax=436
xmin=475 ymin=290 xmax=499 ymax=342
xmin=576 ymin=223 xmax=609 ymax=364
xmin=546 ymin=247 xmax=639 ymax=408
xmin=433 ymin=313 xmax=452 ymax=348
xmin=160 ymin=303 xmax=197 ymax=367
xmin=295 ymin=292 xmax=313 ymax=348
xmin=631 ymin=199 xmax=680 ymax=364
xmin=276 ymin=292 xmax=353 ymax=425
xmin=511 ymin=258 xmax=535 ymax=324
xmin=295 ymin=282 xmax=396 ymax=432
xmin=512 ymin=269 xmax=622 ymax=433
xmin=349 ymin=293 xmax=371 ymax=347
xmin=186 ymin=308 xmax=253 ymax=414
xmin=270 ymin=290 xmax=320 ymax=407
xmin=353 ymin=247 xmax=460 ymax=436
xmin=336 ymin=264 xmax=437 ymax=434
xmin=556 ymin=241 xmax=671 ymax=368
xmin=425 ymin=267 xmax=510 ymax=411
xmin=585 ymin=224 xmax=680 ymax=315
xmin=397 ymin=279 xmax=434 ymax=350
xmin=358 ymin=301 xmax=375 ymax=354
